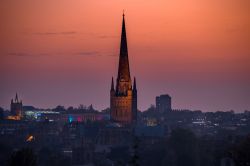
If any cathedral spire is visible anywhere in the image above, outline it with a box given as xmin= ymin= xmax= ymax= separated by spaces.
xmin=117 ymin=12 xmax=131 ymax=83
xmin=110 ymin=13 xmax=137 ymax=124
xmin=15 ymin=93 xmax=18 ymax=102
xmin=120 ymin=12 xmax=127 ymax=56
xmin=133 ymin=77 xmax=137 ymax=90
xmin=111 ymin=77 xmax=114 ymax=91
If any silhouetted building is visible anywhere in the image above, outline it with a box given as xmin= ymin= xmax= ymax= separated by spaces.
xmin=156 ymin=94 xmax=171 ymax=112
xmin=110 ymin=13 xmax=137 ymax=124
xmin=10 ymin=93 xmax=23 ymax=120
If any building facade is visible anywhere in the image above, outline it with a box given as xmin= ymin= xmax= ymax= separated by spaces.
xmin=156 ymin=94 xmax=172 ymax=112
xmin=110 ymin=14 xmax=137 ymax=124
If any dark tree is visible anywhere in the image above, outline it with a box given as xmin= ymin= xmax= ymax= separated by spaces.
xmin=130 ymin=137 xmax=140 ymax=166
xmin=107 ymin=146 xmax=130 ymax=166
xmin=9 ymin=148 xmax=37 ymax=166
xmin=163 ymin=128 xmax=199 ymax=166
xmin=140 ymin=141 xmax=166 ymax=166
xmin=37 ymin=147 xmax=70 ymax=166
xmin=67 ymin=106 xmax=74 ymax=111
xmin=53 ymin=105 xmax=65 ymax=112
xmin=0 ymin=143 xmax=12 ymax=166
xmin=232 ymin=135 xmax=250 ymax=166
xmin=146 ymin=105 xmax=156 ymax=112
xmin=37 ymin=147 xmax=52 ymax=166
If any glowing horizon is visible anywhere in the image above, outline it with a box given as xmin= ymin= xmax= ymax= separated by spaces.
xmin=0 ymin=0 xmax=249 ymax=112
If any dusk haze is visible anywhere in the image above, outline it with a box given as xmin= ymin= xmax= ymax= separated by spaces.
xmin=1 ymin=0 xmax=249 ymax=112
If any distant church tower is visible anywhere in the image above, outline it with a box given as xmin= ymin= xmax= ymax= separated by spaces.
xmin=10 ymin=93 xmax=23 ymax=119
xmin=110 ymin=13 xmax=137 ymax=124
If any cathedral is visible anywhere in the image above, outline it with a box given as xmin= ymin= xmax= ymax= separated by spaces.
xmin=110 ymin=13 xmax=137 ymax=124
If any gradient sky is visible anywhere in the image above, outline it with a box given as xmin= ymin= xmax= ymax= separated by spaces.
xmin=0 ymin=0 xmax=249 ymax=112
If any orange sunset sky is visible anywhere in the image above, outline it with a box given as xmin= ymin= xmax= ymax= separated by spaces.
xmin=0 ymin=0 xmax=249 ymax=112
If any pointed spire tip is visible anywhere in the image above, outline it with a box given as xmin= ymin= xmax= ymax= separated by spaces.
xmin=15 ymin=92 xmax=18 ymax=102
xmin=111 ymin=77 xmax=114 ymax=90
xmin=133 ymin=77 xmax=137 ymax=90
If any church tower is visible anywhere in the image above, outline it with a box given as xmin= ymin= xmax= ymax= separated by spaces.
xmin=10 ymin=93 xmax=23 ymax=119
xmin=110 ymin=13 xmax=137 ymax=124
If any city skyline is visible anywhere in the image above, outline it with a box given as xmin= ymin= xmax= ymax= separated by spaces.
xmin=1 ymin=0 xmax=249 ymax=112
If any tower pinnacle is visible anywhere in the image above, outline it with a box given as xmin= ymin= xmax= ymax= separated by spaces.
xmin=111 ymin=77 xmax=114 ymax=91
xmin=15 ymin=93 xmax=18 ymax=102
xmin=116 ymin=12 xmax=131 ymax=95
xmin=133 ymin=77 xmax=137 ymax=90
xmin=119 ymin=12 xmax=128 ymax=56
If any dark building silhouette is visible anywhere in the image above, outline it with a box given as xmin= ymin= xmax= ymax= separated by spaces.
xmin=156 ymin=94 xmax=171 ymax=112
xmin=10 ymin=93 xmax=23 ymax=119
xmin=110 ymin=13 xmax=137 ymax=124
